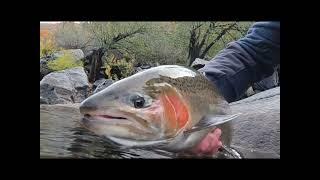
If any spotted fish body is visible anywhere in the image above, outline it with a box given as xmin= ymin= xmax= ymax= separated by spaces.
xmin=79 ymin=65 xmax=239 ymax=153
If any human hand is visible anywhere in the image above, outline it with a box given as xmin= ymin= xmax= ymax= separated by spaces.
xmin=191 ymin=128 xmax=222 ymax=155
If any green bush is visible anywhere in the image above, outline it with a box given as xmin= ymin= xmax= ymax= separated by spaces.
xmin=105 ymin=60 xmax=133 ymax=80
xmin=116 ymin=60 xmax=133 ymax=78
xmin=47 ymin=52 xmax=83 ymax=71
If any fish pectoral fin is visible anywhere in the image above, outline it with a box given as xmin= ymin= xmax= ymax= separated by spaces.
xmin=185 ymin=113 xmax=241 ymax=133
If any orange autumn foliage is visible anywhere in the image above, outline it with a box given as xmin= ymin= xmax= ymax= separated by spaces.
xmin=40 ymin=30 xmax=58 ymax=57
xmin=40 ymin=30 xmax=50 ymax=39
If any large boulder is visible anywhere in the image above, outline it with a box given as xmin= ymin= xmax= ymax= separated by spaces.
xmin=230 ymin=87 xmax=280 ymax=156
xmin=40 ymin=67 xmax=89 ymax=104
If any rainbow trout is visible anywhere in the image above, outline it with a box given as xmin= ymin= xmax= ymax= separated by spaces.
xmin=79 ymin=65 xmax=240 ymax=156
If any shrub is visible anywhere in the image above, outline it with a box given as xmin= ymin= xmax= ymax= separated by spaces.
xmin=104 ymin=60 xmax=133 ymax=80
xmin=47 ymin=52 xmax=83 ymax=71
xmin=115 ymin=60 xmax=133 ymax=78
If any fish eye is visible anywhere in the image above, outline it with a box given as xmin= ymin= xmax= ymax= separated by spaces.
xmin=130 ymin=94 xmax=146 ymax=108
xmin=134 ymin=97 xmax=145 ymax=108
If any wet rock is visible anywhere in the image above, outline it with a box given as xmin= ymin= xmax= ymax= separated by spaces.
xmin=40 ymin=96 xmax=49 ymax=104
xmin=230 ymin=87 xmax=280 ymax=156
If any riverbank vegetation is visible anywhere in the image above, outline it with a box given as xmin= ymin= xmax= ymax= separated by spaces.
xmin=40 ymin=21 xmax=253 ymax=80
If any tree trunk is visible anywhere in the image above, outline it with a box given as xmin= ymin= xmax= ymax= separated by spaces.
xmin=188 ymin=48 xmax=201 ymax=66
xmin=88 ymin=48 xmax=106 ymax=83
xmin=187 ymin=22 xmax=237 ymax=67
xmin=187 ymin=26 xmax=202 ymax=66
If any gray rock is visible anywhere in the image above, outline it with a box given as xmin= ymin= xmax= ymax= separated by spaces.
xmin=40 ymin=59 xmax=47 ymax=64
xmin=40 ymin=67 xmax=89 ymax=104
xmin=40 ymin=59 xmax=53 ymax=81
xmin=238 ymin=86 xmax=256 ymax=100
xmin=140 ymin=64 xmax=151 ymax=69
xmin=93 ymin=78 xmax=106 ymax=89
xmin=253 ymin=68 xmax=279 ymax=92
xmin=245 ymin=86 xmax=255 ymax=97
xmin=230 ymin=145 xmax=280 ymax=159
xmin=40 ymin=96 xmax=48 ymax=104
xmin=93 ymin=79 xmax=114 ymax=94
xmin=134 ymin=67 xmax=143 ymax=73
xmin=230 ymin=87 xmax=280 ymax=156
xmin=191 ymin=58 xmax=209 ymax=70
xmin=132 ymin=64 xmax=153 ymax=74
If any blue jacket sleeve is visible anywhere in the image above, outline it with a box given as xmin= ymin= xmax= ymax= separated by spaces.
xmin=198 ymin=21 xmax=280 ymax=102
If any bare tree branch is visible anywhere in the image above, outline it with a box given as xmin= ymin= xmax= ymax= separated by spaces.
xmin=194 ymin=23 xmax=203 ymax=41
xmin=109 ymin=27 xmax=145 ymax=49
xmin=199 ymin=28 xmax=211 ymax=49
xmin=226 ymin=30 xmax=236 ymax=40
xmin=200 ymin=22 xmax=236 ymax=58
xmin=234 ymin=25 xmax=247 ymax=36
xmin=221 ymin=35 xmax=227 ymax=48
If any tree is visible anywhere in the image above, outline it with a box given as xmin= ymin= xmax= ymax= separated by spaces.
xmin=82 ymin=22 xmax=146 ymax=82
xmin=124 ymin=22 xmax=187 ymax=66
xmin=186 ymin=22 xmax=251 ymax=66
xmin=45 ymin=21 xmax=253 ymax=81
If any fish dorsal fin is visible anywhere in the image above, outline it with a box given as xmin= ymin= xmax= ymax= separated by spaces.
xmin=185 ymin=113 xmax=241 ymax=134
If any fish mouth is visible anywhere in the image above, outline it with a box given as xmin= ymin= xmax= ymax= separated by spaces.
xmin=84 ymin=114 xmax=128 ymax=121
xmin=80 ymin=110 xmax=155 ymax=135
xmin=82 ymin=112 xmax=134 ymax=125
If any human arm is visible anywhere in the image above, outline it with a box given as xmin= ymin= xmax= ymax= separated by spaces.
xmin=198 ymin=21 xmax=280 ymax=102
xmin=193 ymin=21 xmax=280 ymax=155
